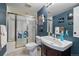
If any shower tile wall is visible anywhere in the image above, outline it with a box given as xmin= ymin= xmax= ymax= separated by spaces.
xmin=27 ymin=17 xmax=36 ymax=43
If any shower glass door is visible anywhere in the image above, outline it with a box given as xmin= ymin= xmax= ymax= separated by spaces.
xmin=16 ymin=15 xmax=28 ymax=48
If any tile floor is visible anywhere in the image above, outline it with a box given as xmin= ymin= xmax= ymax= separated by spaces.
xmin=4 ymin=42 xmax=79 ymax=56
xmin=5 ymin=42 xmax=41 ymax=56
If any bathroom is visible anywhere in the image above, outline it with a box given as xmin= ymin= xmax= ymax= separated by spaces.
xmin=0 ymin=3 xmax=79 ymax=56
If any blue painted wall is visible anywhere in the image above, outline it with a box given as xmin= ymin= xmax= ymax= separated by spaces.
xmin=0 ymin=3 xmax=6 ymax=56
xmin=53 ymin=9 xmax=73 ymax=37
xmin=53 ymin=6 xmax=79 ymax=55
xmin=0 ymin=3 xmax=6 ymax=25
xmin=37 ymin=6 xmax=48 ymax=36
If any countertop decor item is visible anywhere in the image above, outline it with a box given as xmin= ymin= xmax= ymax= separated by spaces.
xmin=60 ymin=30 xmax=64 ymax=41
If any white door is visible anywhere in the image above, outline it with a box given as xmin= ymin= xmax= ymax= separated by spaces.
xmin=73 ymin=6 xmax=79 ymax=37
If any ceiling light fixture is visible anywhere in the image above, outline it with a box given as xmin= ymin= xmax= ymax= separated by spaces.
xmin=25 ymin=3 xmax=32 ymax=8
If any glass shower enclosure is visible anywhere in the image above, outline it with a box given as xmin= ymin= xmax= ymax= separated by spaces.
xmin=7 ymin=14 xmax=36 ymax=48
xmin=16 ymin=15 xmax=28 ymax=48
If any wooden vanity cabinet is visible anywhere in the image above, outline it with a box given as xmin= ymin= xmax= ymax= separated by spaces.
xmin=41 ymin=44 xmax=47 ymax=56
xmin=41 ymin=44 xmax=71 ymax=56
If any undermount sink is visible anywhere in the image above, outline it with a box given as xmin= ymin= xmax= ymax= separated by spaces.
xmin=41 ymin=36 xmax=73 ymax=51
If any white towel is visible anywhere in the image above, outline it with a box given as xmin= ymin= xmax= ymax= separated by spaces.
xmin=0 ymin=25 xmax=7 ymax=48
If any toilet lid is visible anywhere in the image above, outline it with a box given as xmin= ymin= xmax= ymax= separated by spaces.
xmin=36 ymin=36 xmax=41 ymax=39
xmin=25 ymin=42 xmax=38 ymax=48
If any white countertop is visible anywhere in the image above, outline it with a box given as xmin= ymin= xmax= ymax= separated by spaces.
xmin=41 ymin=36 xmax=73 ymax=51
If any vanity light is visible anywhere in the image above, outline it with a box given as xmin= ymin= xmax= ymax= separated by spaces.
xmin=69 ymin=13 xmax=73 ymax=17
xmin=43 ymin=19 xmax=45 ymax=22
xmin=42 ymin=14 xmax=45 ymax=22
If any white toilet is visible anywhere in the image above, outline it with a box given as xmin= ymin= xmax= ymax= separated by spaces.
xmin=36 ymin=36 xmax=41 ymax=45
xmin=25 ymin=42 xmax=38 ymax=56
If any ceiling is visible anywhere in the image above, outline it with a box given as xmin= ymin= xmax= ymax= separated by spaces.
xmin=47 ymin=3 xmax=79 ymax=17
xmin=7 ymin=3 xmax=47 ymax=16
xmin=7 ymin=3 xmax=79 ymax=17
